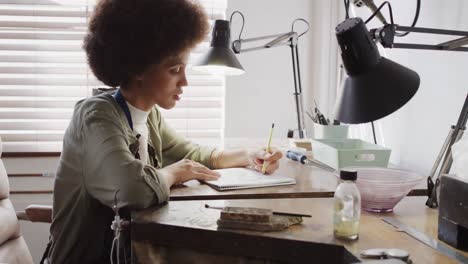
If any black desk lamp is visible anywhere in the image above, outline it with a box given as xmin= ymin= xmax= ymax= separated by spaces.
xmin=335 ymin=0 xmax=468 ymax=125
xmin=334 ymin=17 xmax=420 ymax=124
xmin=336 ymin=0 xmax=468 ymax=250
xmin=194 ymin=20 xmax=245 ymax=76
xmin=193 ymin=12 xmax=309 ymax=139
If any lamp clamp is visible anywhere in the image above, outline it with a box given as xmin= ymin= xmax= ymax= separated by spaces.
xmin=369 ymin=24 xmax=396 ymax=48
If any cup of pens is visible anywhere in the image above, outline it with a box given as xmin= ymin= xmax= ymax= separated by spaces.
xmin=307 ymin=106 xmax=349 ymax=139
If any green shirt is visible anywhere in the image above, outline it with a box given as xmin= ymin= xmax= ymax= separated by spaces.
xmin=46 ymin=93 xmax=215 ymax=263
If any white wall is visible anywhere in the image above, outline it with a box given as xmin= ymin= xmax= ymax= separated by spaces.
xmin=225 ymin=0 xmax=341 ymax=138
xmin=352 ymin=0 xmax=468 ymax=175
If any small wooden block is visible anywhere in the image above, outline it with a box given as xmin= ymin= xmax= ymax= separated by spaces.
xmin=217 ymin=215 xmax=303 ymax=232
xmin=220 ymin=206 xmax=273 ymax=223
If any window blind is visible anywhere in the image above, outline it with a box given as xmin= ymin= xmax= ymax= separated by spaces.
xmin=0 ymin=0 xmax=226 ymax=153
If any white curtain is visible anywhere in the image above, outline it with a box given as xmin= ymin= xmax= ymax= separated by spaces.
xmin=306 ymin=0 xmax=342 ymax=136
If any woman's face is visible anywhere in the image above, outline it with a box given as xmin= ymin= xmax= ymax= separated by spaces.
xmin=136 ymin=50 xmax=190 ymax=110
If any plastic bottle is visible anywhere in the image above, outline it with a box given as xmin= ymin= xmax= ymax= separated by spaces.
xmin=333 ymin=169 xmax=361 ymax=240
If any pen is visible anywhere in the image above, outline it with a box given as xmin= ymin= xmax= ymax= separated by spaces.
xmin=205 ymin=204 xmax=312 ymax=218
xmin=262 ymin=123 xmax=275 ymax=174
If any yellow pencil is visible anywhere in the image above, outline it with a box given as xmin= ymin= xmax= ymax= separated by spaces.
xmin=262 ymin=123 xmax=275 ymax=174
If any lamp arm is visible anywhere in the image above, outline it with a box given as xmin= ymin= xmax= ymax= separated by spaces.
xmin=371 ymin=24 xmax=468 ymax=51
xmin=231 ymin=30 xmax=306 ymax=138
xmin=291 ymin=44 xmax=307 ymax=138
xmin=232 ymin=32 xmax=298 ymax=54
xmin=236 ymin=43 xmax=291 ymax=53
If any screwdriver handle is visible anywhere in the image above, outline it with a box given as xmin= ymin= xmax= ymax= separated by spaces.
xmin=286 ymin=150 xmax=307 ymax=164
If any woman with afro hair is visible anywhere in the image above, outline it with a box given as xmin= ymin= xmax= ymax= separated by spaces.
xmin=42 ymin=0 xmax=282 ymax=263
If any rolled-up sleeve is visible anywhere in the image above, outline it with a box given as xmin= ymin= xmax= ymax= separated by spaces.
xmin=159 ymin=115 xmax=216 ymax=168
xmin=82 ymin=109 xmax=169 ymax=210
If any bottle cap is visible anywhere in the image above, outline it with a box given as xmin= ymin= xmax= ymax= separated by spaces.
xmin=340 ymin=169 xmax=357 ymax=181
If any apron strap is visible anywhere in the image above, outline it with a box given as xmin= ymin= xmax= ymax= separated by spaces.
xmin=113 ymin=89 xmax=134 ymax=130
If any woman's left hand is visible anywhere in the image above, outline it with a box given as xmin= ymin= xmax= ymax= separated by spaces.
xmin=247 ymin=147 xmax=283 ymax=174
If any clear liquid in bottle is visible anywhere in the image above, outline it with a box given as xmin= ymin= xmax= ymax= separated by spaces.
xmin=333 ymin=170 xmax=361 ymax=240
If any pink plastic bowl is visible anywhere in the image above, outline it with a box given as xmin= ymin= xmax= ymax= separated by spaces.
xmin=339 ymin=167 xmax=425 ymax=212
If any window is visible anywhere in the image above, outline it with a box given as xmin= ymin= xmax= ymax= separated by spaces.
xmin=0 ymin=0 xmax=226 ymax=154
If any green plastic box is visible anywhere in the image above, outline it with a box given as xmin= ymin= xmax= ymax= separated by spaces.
xmin=311 ymin=139 xmax=391 ymax=170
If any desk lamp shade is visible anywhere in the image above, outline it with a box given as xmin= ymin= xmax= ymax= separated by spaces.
xmin=193 ymin=20 xmax=245 ymax=75
xmin=334 ymin=18 xmax=420 ymax=124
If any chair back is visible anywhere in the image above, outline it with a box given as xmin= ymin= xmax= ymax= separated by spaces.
xmin=0 ymin=140 xmax=33 ymax=263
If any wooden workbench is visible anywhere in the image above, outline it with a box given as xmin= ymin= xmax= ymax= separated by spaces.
xmin=131 ymin=197 xmax=467 ymax=263
xmin=170 ymin=158 xmax=426 ymax=201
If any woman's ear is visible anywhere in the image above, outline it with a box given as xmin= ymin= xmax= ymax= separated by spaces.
xmin=130 ymin=72 xmax=146 ymax=88
xmin=134 ymin=72 xmax=145 ymax=82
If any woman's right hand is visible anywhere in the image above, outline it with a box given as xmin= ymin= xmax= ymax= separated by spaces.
xmin=159 ymin=159 xmax=220 ymax=187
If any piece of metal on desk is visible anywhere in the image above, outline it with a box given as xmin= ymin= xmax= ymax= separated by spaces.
xmin=382 ymin=217 xmax=468 ymax=263
xmin=357 ymin=260 xmax=407 ymax=264
xmin=361 ymin=248 xmax=411 ymax=263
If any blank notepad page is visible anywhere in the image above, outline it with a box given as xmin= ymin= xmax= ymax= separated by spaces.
xmin=205 ymin=168 xmax=296 ymax=191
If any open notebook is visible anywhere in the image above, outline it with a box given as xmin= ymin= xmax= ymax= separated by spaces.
xmin=204 ymin=168 xmax=296 ymax=191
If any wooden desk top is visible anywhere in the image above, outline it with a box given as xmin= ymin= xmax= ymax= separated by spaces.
xmin=132 ymin=197 xmax=468 ymax=263
xmin=169 ymin=158 xmax=426 ymax=201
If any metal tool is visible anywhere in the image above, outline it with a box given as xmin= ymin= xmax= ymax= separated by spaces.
xmin=361 ymin=248 xmax=411 ymax=263
xmin=286 ymin=150 xmax=335 ymax=172
xmin=306 ymin=109 xmax=318 ymax=123
xmin=313 ymin=100 xmax=329 ymax=125
xmin=382 ymin=217 xmax=468 ymax=263
xmin=205 ymin=204 xmax=312 ymax=218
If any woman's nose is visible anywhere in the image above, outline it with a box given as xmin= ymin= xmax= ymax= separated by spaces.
xmin=178 ymin=72 xmax=188 ymax=87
